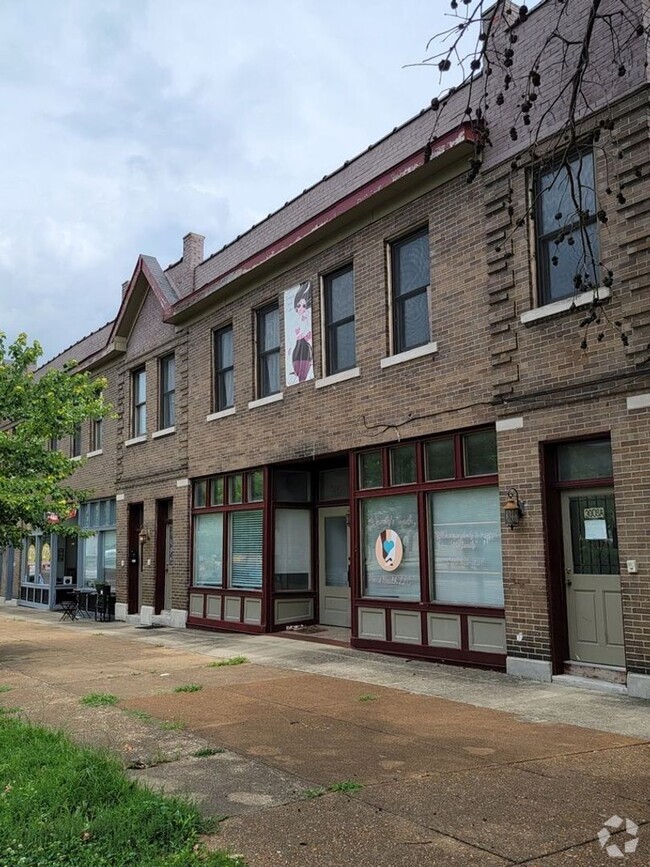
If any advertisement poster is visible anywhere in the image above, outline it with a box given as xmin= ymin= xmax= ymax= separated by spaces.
xmin=284 ymin=281 xmax=313 ymax=386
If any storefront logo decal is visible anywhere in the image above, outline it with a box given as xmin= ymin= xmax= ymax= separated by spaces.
xmin=375 ymin=529 xmax=403 ymax=572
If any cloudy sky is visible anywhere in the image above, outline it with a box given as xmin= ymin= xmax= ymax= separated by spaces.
xmin=0 ymin=0 xmax=468 ymax=363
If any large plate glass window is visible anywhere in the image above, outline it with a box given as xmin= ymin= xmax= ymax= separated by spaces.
xmin=193 ymin=513 xmax=223 ymax=587
xmin=274 ymin=509 xmax=311 ymax=590
xmin=429 ymin=487 xmax=504 ymax=606
xmin=361 ymin=494 xmax=420 ymax=600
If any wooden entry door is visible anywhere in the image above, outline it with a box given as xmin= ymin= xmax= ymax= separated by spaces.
xmin=127 ymin=503 xmax=143 ymax=615
xmin=155 ymin=499 xmax=173 ymax=615
xmin=561 ymin=488 xmax=625 ymax=667
xmin=318 ymin=506 xmax=350 ymax=628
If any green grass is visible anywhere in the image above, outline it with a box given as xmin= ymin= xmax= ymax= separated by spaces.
xmin=328 ymin=780 xmax=363 ymax=794
xmin=191 ymin=748 xmax=225 ymax=758
xmin=0 ymin=686 xmax=12 ymax=693
xmin=126 ymin=709 xmax=153 ymax=724
xmin=358 ymin=693 xmax=378 ymax=702
xmin=207 ymin=656 xmax=248 ymax=668
xmin=0 ymin=716 xmax=244 ymax=866
xmin=80 ymin=693 xmax=120 ymax=708
xmin=0 ymin=707 xmax=22 ymax=716
xmin=304 ymin=787 xmax=326 ymax=799
xmin=158 ymin=720 xmax=186 ymax=731
xmin=173 ymin=684 xmax=203 ymax=694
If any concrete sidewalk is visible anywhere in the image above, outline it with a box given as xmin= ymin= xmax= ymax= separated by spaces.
xmin=0 ymin=608 xmax=648 ymax=865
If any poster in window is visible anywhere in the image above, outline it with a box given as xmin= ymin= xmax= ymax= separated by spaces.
xmin=284 ymin=281 xmax=313 ymax=386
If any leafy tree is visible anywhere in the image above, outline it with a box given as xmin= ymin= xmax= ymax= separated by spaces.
xmin=418 ymin=0 xmax=648 ymax=351
xmin=0 ymin=333 xmax=109 ymax=548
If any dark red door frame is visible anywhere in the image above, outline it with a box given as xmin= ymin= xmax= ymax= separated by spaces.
xmin=127 ymin=502 xmax=143 ymax=615
xmin=154 ymin=499 xmax=173 ymax=615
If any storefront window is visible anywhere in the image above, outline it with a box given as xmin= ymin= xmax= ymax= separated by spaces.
xmin=429 ymin=487 xmax=503 ymax=606
xmin=79 ymin=498 xmax=117 ymax=587
xmin=210 ymin=477 xmax=224 ymax=506
xmin=424 ymin=438 xmax=455 ymax=481
xmin=274 ymin=509 xmax=311 ymax=590
xmin=230 ymin=510 xmax=263 ymax=590
xmin=26 ymin=540 xmax=36 ymax=582
xmin=390 ymin=444 xmax=416 ymax=486
xmin=193 ymin=513 xmax=223 ymax=587
xmin=194 ymin=480 xmax=207 ymax=508
xmin=362 ymin=495 xmax=420 ymax=600
xmin=319 ymin=468 xmax=349 ymax=501
xmin=248 ymin=471 xmax=264 ymax=503
xmin=83 ymin=536 xmax=98 ymax=586
xmin=463 ymin=430 xmax=498 ymax=477
xmin=229 ymin=474 xmax=243 ymax=504
xmin=359 ymin=451 xmax=382 ymax=489
xmin=274 ymin=470 xmax=311 ymax=502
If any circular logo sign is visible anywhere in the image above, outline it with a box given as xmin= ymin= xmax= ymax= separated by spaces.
xmin=375 ymin=529 xmax=404 ymax=572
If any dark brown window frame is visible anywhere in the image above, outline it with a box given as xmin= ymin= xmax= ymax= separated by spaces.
xmin=256 ymin=303 xmax=280 ymax=398
xmin=390 ymin=226 xmax=431 ymax=355
xmin=323 ymin=263 xmax=356 ymax=376
xmin=158 ymin=354 xmax=175 ymax=430
xmin=213 ymin=324 xmax=234 ymax=412
xmin=131 ymin=367 xmax=146 ymax=437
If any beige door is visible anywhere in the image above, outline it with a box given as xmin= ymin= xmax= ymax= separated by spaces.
xmin=561 ymin=488 xmax=625 ymax=667
xmin=319 ymin=507 xmax=350 ymax=628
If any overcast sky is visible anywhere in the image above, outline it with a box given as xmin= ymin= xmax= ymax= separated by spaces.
xmin=0 ymin=0 xmax=470 ymax=363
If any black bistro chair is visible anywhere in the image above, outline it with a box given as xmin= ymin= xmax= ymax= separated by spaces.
xmin=94 ymin=584 xmax=114 ymax=622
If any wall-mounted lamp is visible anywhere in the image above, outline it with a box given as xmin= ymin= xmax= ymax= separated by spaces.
xmin=503 ymin=488 xmax=525 ymax=530
xmin=137 ymin=527 xmax=150 ymax=546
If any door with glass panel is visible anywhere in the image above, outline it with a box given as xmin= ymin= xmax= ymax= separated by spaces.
xmin=318 ymin=507 xmax=350 ymax=627
xmin=561 ymin=488 xmax=625 ymax=667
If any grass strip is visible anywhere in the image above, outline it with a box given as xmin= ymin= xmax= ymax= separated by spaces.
xmin=0 ymin=716 xmax=243 ymax=866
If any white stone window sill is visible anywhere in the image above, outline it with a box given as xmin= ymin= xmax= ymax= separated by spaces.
xmin=86 ymin=449 xmax=103 ymax=458
xmin=206 ymin=407 xmax=236 ymax=422
xmin=520 ymin=288 xmax=611 ymax=325
xmin=70 ymin=455 xmax=82 ymax=462
xmin=380 ymin=341 xmax=438 ymax=369
xmin=315 ymin=367 xmax=360 ymax=389
xmin=152 ymin=426 xmax=175 ymax=439
xmin=125 ymin=434 xmax=147 ymax=447
xmin=248 ymin=393 xmax=283 ymax=410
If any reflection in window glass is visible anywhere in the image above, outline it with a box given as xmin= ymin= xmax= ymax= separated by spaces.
xmin=210 ymin=477 xmax=224 ymax=506
xmin=102 ymin=530 xmax=116 ymax=586
xmin=83 ymin=535 xmax=98 ymax=586
xmin=193 ymin=514 xmax=223 ymax=587
xmin=430 ymin=487 xmax=503 ymax=606
xmin=274 ymin=509 xmax=311 ymax=590
xmin=228 ymin=474 xmax=243 ymax=504
xmin=274 ymin=470 xmax=311 ymax=502
xmin=194 ymin=481 xmax=207 ymax=508
xmin=230 ymin=511 xmax=263 ymax=590
xmin=464 ymin=430 xmax=498 ymax=477
xmin=425 ymin=438 xmax=455 ymax=481
xmin=390 ymin=444 xmax=417 ymax=485
xmin=362 ymin=495 xmax=420 ymax=600
xmin=248 ymin=471 xmax=264 ymax=502
xmin=359 ymin=451 xmax=382 ymax=489
xmin=557 ymin=440 xmax=612 ymax=481
xmin=319 ymin=468 xmax=349 ymax=501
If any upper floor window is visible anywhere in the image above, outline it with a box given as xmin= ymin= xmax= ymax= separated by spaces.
xmin=256 ymin=303 xmax=280 ymax=398
xmin=90 ymin=417 xmax=103 ymax=452
xmin=323 ymin=264 xmax=356 ymax=375
xmin=131 ymin=367 xmax=146 ymax=437
xmin=390 ymin=228 xmax=431 ymax=355
xmin=71 ymin=425 xmax=82 ymax=458
xmin=535 ymin=150 xmax=600 ymax=305
xmin=48 ymin=436 xmax=58 ymax=452
xmin=213 ymin=325 xmax=234 ymax=411
xmin=159 ymin=354 xmax=175 ymax=429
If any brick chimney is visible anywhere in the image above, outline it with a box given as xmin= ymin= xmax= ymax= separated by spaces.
xmin=481 ymin=0 xmax=520 ymax=40
xmin=182 ymin=232 xmax=205 ymax=270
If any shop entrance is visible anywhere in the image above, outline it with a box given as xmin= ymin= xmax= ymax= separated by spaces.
xmin=318 ymin=506 xmax=350 ymax=628
xmin=561 ymin=488 xmax=625 ymax=667
xmin=127 ymin=503 xmax=143 ymax=615
xmin=155 ymin=499 xmax=173 ymax=614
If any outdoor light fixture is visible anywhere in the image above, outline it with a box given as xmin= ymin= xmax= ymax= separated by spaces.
xmin=503 ymin=488 xmax=525 ymax=530
xmin=137 ymin=527 xmax=150 ymax=546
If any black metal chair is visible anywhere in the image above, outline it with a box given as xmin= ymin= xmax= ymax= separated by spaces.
xmin=59 ymin=600 xmax=78 ymax=622
xmin=94 ymin=584 xmax=113 ymax=622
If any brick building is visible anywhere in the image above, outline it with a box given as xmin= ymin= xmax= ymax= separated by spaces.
xmin=2 ymin=0 xmax=649 ymax=698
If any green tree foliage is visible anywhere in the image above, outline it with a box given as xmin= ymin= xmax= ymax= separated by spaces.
xmin=0 ymin=333 xmax=109 ymax=547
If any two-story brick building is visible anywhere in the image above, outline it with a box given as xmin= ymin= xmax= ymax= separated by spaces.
xmin=2 ymin=0 xmax=649 ymax=697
